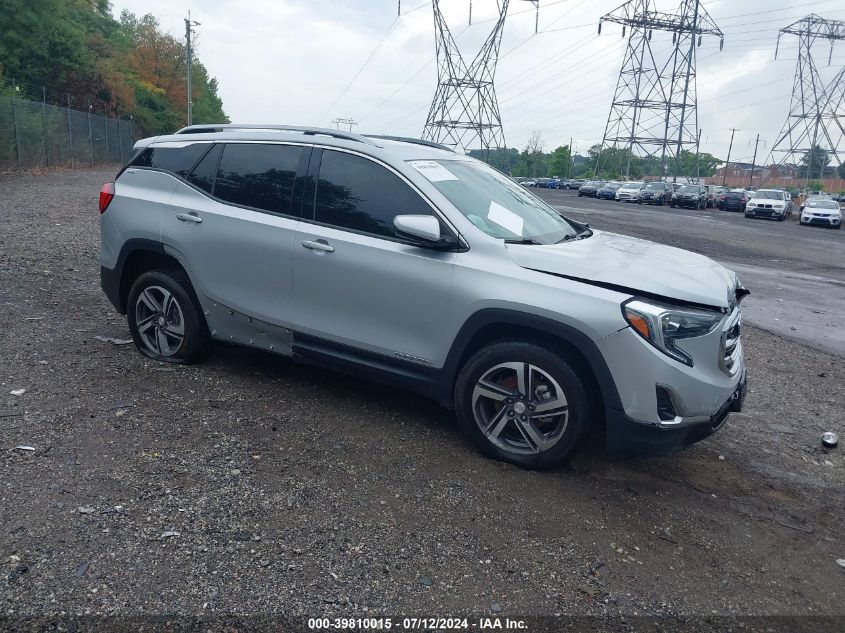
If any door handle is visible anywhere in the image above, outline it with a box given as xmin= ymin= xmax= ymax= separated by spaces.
xmin=301 ymin=239 xmax=334 ymax=253
xmin=176 ymin=212 xmax=202 ymax=224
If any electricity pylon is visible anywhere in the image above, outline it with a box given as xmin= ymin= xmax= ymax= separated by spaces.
xmin=595 ymin=0 xmax=723 ymax=181
xmin=422 ymin=1 xmax=538 ymax=162
xmin=769 ymin=15 xmax=845 ymax=183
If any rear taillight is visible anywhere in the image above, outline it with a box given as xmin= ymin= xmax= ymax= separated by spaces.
xmin=99 ymin=182 xmax=115 ymax=214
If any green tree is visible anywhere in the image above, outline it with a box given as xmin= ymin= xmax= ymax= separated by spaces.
xmin=838 ymin=162 xmax=845 ymax=179
xmin=800 ymin=145 xmax=831 ymax=180
xmin=548 ymin=145 xmax=571 ymax=178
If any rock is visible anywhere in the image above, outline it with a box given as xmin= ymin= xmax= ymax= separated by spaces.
xmin=418 ymin=576 xmax=433 ymax=587
xmin=491 ymin=602 xmax=502 ymax=613
xmin=231 ymin=469 xmax=241 ymax=476
xmin=822 ymin=432 xmax=839 ymax=448
xmin=77 ymin=506 xmax=95 ymax=514
xmin=9 ymin=389 xmax=26 ymax=396
xmin=8 ymin=564 xmax=29 ymax=583
xmin=74 ymin=562 xmax=89 ymax=577
xmin=160 ymin=531 xmax=180 ymax=539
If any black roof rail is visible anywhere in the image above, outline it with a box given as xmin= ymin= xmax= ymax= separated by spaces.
xmin=365 ymin=135 xmax=454 ymax=152
xmin=174 ymin=124 xmax=379 ymax=146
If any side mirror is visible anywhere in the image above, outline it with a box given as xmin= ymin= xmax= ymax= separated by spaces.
xmin=394 ymin=214 xmax=441 ymax=242
xmin=394 ymin=215 xmax=459 ymax=251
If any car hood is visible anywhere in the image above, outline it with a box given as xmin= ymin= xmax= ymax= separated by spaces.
xmin=506 ymin=230 xmax=739 ymax=309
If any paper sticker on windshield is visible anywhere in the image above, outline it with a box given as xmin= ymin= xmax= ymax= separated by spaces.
xmin=488 ymin=201 xmax=523 ymax=236
xmin=408 ymin=160 xmax=458 ymax=182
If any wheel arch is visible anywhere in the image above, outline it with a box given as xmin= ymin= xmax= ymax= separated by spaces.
xmin=436 ymin=309 xmax=623 ymax=420
xmin=107 ymin=239 xmax=190 ymax=314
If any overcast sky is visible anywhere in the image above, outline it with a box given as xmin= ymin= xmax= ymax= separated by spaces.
xmin=109 ymin=0 xmax=845 ymax=162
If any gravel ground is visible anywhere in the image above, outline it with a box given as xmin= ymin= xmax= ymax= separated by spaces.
xmin=1 ymin=169 xmax=844 ymax=623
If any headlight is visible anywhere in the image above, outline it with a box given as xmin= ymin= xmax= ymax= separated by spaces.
xmin=622 ymin=298 xmax=723 ymax=366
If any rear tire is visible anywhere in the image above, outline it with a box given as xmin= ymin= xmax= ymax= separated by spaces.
xmin=454 ymin=341 xmax=591 ymax=469
xmin=127 ymin=269 xmax=211 ymax=364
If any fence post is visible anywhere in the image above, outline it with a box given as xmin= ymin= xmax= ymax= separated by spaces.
xmin=66 ymin=95 xmax=74 ymax=168
xmin=41 ymin=87 xmax=49 ymax=166
xmin=87 ymin=105 xmax=94 ymax=165
xmin=104 ymin=116 xmax=110 ymax=164
xmin=12 ymin=97 xmax=22 ymax=170
xmin=118 ymin=118 xmax=124 ymax=164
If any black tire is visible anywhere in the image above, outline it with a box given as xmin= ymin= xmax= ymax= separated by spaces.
xmin=670 ymin=202 xmax=675 ymax=208
xmin=127 ymin=269 xmax=211 ymax=364
xmin=454 ymin=341 xmax=592 ymax=469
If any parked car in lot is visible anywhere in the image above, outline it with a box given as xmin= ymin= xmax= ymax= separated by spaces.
xmin=800 ymin=199 xmax=842 ymax=229
xmin=670 ymin=184 xmax=707 ymax=209
xmin=578 ymin=181 xmax=604 ymax=197
xmin=799 ymin=192 xmax=831 ymax=213
xmin=639 ymin=182 xmax=670 ymax=205
xmin=522 ymin=179 xmax=537 ymax=187
xmin=564 ymin=178 xmax=586 ymax=190
xmin=702 ymin=185 xmax=721 ymax=209
xmin=745 ymin=189 xmax=792 ymax=221
xmin=719 ymin=189 xmax=748 ymax=212
xmin=597 ymin=182 xmax=622 ymax=200
xmin=545 ymin=178 xmax=562 ymax=189
xmin=615 ymin=181 xmax=643 ymax=203
xmin=99 ymin=124 xmax=748 ymax=467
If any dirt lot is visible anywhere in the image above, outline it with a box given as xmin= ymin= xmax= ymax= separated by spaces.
xmin=1 ymin=169 xmax=844 ymax=624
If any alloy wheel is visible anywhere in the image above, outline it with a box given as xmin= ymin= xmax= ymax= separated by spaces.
xmin=471 ymin=362 xmax=569 ymax=456
xmin=134 ymin=285 xmax=186 ymax=357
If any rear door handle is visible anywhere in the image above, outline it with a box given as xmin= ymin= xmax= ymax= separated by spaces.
xmin=176 ymin=212 xmax=202 ymax=224
xmin=301 ymin=239 xmax=334 ymax=253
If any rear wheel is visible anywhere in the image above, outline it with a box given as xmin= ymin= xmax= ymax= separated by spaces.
xmin=454 ymin=341 xmax=591 ymax=469
xmin=127 ymin=269 xmax=211 ymax=364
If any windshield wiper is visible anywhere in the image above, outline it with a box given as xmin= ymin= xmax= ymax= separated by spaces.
xmin=556 ymin=233 xmax=577 ymax=243
xmin=504 ymin=238 xmax=543 ymax=245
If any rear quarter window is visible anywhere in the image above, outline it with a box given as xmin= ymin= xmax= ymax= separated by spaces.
xmin=130 ymin=143 xmax=213 ymax=177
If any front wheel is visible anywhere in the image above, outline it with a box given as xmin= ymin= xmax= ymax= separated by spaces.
xmin=127 ymin=269 xmax=211 ymax=364
xmin=454 ymin=341 xmax=591 ymax=469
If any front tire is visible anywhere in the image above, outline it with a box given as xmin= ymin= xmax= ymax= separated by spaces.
xmin=454 ymin=341 xmax=591 ymax=469
xmin=127 ymin=269 xmax=211 ymax=364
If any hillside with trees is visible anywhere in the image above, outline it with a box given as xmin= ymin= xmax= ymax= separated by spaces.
xmin=0 ymin=0 xmax=227 ymax=135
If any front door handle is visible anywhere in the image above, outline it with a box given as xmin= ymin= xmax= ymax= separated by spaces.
xmin=176 ymin=212 xmax=202 ymax=224
xmin=301 ymin=239 xmax=334 ymax=253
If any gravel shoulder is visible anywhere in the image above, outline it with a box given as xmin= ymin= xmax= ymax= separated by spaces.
xmin=1 ymin=169 xmax=843 ymax=618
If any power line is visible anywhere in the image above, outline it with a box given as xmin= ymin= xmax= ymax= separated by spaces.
xmin=317 ymin=16 xmax=400 ymax=125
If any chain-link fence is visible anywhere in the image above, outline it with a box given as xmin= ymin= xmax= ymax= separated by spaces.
xmin=0 ymin=95 xmax=135 ymax=171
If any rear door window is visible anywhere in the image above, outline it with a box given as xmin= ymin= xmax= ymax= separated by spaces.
xmin=214 ymin=143 xmax=303 ymax=215
xmin=312 ymin=150 xmax=432 ymax=238
xmin=186 ymin=143 xmax=222 ymax=194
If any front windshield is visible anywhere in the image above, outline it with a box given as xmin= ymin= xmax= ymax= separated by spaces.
xmin=808 ymin=200 xmax=839 ymax=209
xmin=752 ymin=190 xmax=783 ymax=200
xmin=621 ymin=182 xmax=642 ymax=190
xmin=409 ymin=159 xmax=578 ymax=244
xmin=644 ymin=183 xmax=664 ymax=190
xmin=604 ymin=183 xmax=621 ymax=190
xmin=678 ymin=185 xmax=699 ymax=193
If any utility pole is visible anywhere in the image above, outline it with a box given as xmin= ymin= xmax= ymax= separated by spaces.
xmin=769 ymin=15 xmax=845 ymax=188
xmin=185 ymin=11 xmax=201 ymax=126
xmin=595 ymin=0 xmax=724 ymax=183
xmin=331 ymin=117 xmax=358 ymax=132
xmin=423 ymin=1 xmax=539 ymax=166
xmin=749 ymin=133 xmax=761 ymax=187
xmin=722 ymin=127 xmax=737 ymax=188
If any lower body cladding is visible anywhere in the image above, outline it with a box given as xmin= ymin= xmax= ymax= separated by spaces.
xmin=595 ymin=326 xmax=745 ymax=456
xmin=639 ymin=197 xmax=664 ymax=205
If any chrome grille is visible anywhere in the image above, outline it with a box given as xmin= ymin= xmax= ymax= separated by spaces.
xmin=720 ymin=307 xmax=742 ymax=376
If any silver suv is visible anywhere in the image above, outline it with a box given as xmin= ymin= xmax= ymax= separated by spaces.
xmin=99 ymin=124 xmax=748 ymax=468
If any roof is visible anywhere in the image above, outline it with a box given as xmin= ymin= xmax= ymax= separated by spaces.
xmin=134 ymin=124 xmax=463 ymax=163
